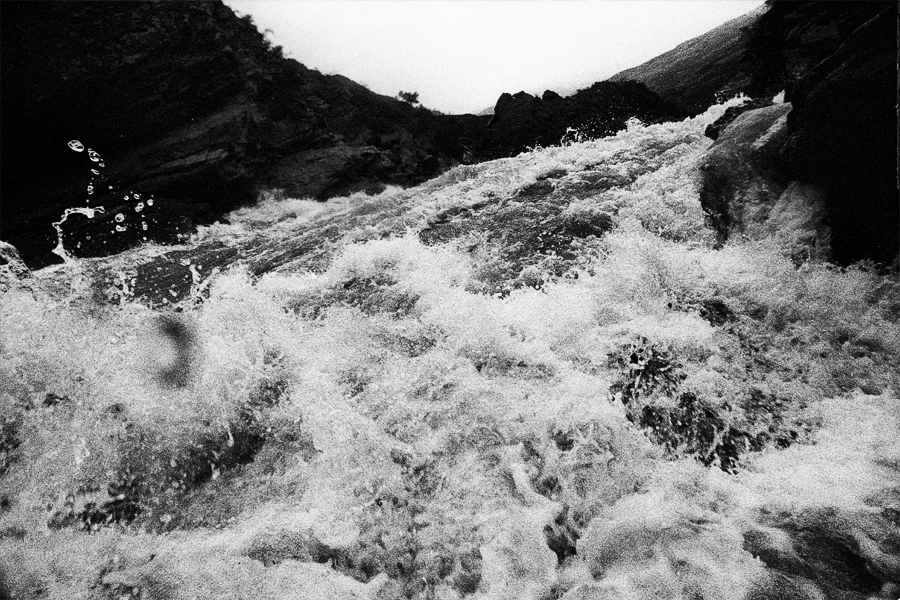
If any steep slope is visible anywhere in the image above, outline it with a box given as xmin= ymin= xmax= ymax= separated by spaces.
xmin=607 ymin=6 xmax=765 ymax=115
xmin=2 ymin=100 xmax=899 ymax=600
xmin=1 ymin=1 xmax=680 ymax=272
xmin=0 ymin=1 xmax=489 ymax=269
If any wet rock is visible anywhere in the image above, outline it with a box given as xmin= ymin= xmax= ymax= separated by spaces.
xmin=698 ymin=103 xmax=792 ymax=244
xmin=704 ymin=98 xmax=775 ymax=140
xmin=0 ymin=242 xmax=34 ymax=294
xmin=780 ymin=4 xmax=898 ymax=265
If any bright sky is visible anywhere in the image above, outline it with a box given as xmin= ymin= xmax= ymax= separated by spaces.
xmin=224 ymin=0 xmax=764 ymax=115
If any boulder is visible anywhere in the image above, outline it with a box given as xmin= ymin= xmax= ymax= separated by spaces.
xmin=704 ymin=98 xmax=774 ymax=140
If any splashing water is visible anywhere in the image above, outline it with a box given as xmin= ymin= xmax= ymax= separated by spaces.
xmin=51 ymin=206 xmax=105 ymax=263
xmin=56 ymin=141 xmax=160 ymax=264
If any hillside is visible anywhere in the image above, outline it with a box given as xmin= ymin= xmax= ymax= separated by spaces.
xmin=607 ymin=6 xmax=765 ymax=115
xmin=0 ymin=1 xmax=677 ymax=271
xmin=2 ymin=98 xmax=899 ymax=600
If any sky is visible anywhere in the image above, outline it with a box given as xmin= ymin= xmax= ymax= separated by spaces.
xmin=224 ymin=0 xmax=764 ymax=115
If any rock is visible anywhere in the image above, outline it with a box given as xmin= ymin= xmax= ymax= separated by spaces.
xmin=741 ymin=1 xmax=892 ymax=100
xmin=487 ymin=81 xmax=679 ymax=157
xmin=779 ymin=4 xmax=898 ymax=265
xmin=704 ymin=98 xmax=775 ymax=140
xmin=0 ymin=1 xmax=486 ymax=269
xmin=698 ymin=2 xmax=898 ymax=266
xmin=699 ymin=103 xmax=792 ymax=244
xmin=268 ymin=145 xmax=394 ymax=200
xmin=0 ymin=242 xmax=33 ymax=293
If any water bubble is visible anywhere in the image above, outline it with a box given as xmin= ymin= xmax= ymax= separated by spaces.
xmin=146 ymin=198 xmax=154 ymax=206
xmin=135 ymin=202 xmax=144 ymax=213
xmin=68 ymin=140 xmax=84 ymax=152
xmin=116 ymin=224 xmax=127 ymax=232
xmin=87 ymin=149 xmax=101 ymax=162
xmin=115 ymin=213 xmax=125 ymax=223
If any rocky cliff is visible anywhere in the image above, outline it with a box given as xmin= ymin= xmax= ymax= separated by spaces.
xmin=1 ymin=1 xmax=678 ymax=270
xmin=696 ymin=1 xmax=898 ymax=266
xmin=0 ymin=1 xmax=493 ymax=268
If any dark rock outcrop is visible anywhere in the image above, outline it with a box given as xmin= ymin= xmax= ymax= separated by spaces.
xmin=0 ymin=1 xmax=488 ymax=269
xmin=704 ymin=98 xmax=774 ymax=140
xmin=778 ymin=3 xmax=898 ymax=265
xmin=0 ymin=1 xmax=685 ymax=270
xmin=699 ymin=103 xmax=793 ymax=242
xmin=698 ymin=1 xmax=898 ymax=266
xmin=486 ymin=82 xmax=679 ymax=156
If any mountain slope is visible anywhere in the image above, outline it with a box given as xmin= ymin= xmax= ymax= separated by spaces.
xmin=1 ymin=1 xmax=679 ymax=272
xmin=608 ymin=6 xmax=765 ymax=115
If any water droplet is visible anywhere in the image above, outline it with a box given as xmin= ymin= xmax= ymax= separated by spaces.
xmin=91 ymin=169 xmax=100 ymax=175
xmin=109 ymin=186 xmax=113 ymax=190
xmin=124 ymin=195 xmax=130 ymax=201
xmin=116 ymin=224 xmax=127 ymax=232
xmin=142 ymin=222 xmax=148 ymax=230
xmin=135 ymin=202 xmax=144 ymax=213
xmin=146 ymin=199 xmax=154 ymax=206
xmin=68 ymin=140 xmax=84 ymax=152
xmin=99 ymin=162 xmax=105 ymax=167
xmin=134 ymin=193 xmax=140 ymax=199
xmin=87 ymin=149 xmax=101 ymax=162
xmin=115 ymin=213 xmax=125 ymax=222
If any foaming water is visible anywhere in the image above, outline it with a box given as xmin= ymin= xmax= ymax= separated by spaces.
xmin=4 ymin=101 xmax=898 ymax=600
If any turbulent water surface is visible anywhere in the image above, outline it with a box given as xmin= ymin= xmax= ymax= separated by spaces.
xmin=1 ymin=98 xmax=899 ymax=600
